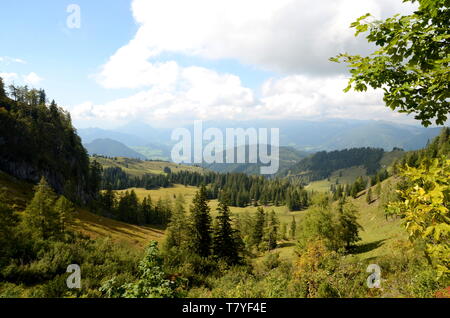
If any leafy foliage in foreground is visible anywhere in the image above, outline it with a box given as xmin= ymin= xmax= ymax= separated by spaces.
xmin=333 ymin=0 xmax=450 ymax=126
xmin=388 ymin=157 xmax=450 ymax=278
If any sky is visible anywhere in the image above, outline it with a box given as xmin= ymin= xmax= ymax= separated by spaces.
xmin=0 ymin=0 xmax=427 ymax=129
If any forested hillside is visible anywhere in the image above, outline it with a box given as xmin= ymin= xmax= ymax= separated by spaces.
xmin=280 ymin=147 xmax=387 ymax=182
xmin=0 ymin=83 xmax=100 ymax=204
xmin=202 ymin=145 xmax=307 ymax=175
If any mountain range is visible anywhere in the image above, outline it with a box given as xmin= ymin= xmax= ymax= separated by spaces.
xmin=78 ymin=119 xmax=444 ymax=161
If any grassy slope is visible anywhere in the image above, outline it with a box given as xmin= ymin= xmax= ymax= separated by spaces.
xmin=92 ymin=156 xmax=205 ymax=177
xmin=122 ymin=176 xmax=406 ymax=262
xmin=117 ymin=185 xmax=305 ymax=226
xmin=0 ymin=171 xmax=161 ymax=250
xmin=72 ymin=209 xmax=164 ymax=248
xmin=306 ymin=166 xmax=367 ymax=192
xmin=351 ymin=177 xmax=407 ymax=260
xmin=305 ymin=150 xmax=405 ymax=193
xmin=1 ymin=156 xmax=406 ymax=258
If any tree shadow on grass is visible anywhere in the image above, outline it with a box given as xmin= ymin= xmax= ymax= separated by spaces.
xmin=351 ymin=239 xmax=386 ymax=255
xmin=277 ymin=242 xmax=295 ymax=249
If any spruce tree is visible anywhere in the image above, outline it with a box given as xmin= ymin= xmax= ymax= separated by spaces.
xmin=0 ymin=77 xmax=5 ymax=97
xmin=164 ymin=195 xmax=187 ymax=250
xmin=54 ymin=195 xmax=75 ymax=235
xmin=189 ymin=185 xmax=212 ymax=257
xmin=375 ymin=180 xmax=382 ymax=198
xmin=366 ymin=188 xmax=372 ymax=204
xmin=265 ymin=210 xmax=279 ymax=250
xmin=252 ymin=207 xmax=265 ymax=247
xmin=290 ymin=216 xmax=297 ymax=240
xmin=212 ymin=193 xmax=241 ymax=265
xmin=280 ymin=223 xmax=287 ymax=240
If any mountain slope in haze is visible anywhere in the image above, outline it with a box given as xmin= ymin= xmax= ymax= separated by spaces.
xmin=84 ymin=138 xmax=147 ymax=159
xmin=202 ymin=119 xmax=442 ymax=151
xmin=78 ymin=119 xmax=443 ymax=157
xmin=77 ymin=127 xmax=148 ymax=146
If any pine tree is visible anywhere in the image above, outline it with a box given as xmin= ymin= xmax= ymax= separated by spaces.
xmin=22 ymin=177 xmax=58 ymax=239
xmin=290 ymin=216 xmax=297 ymax=240
xmin=212 ymin=193 xmax=242 ymax=265
xmin=280 ymin=223 xmax=287 ymax=240
xmin=0 ymin=77 xmax=5 ymax=97
xmin=189 ymin=185 xmax=212 ymax=257
xmin=366 ymin=188 xmax=372 ymax=204
xmin=375 ymin=180 xmax=382 ymax=198
xmin=141 ymin=195 xmax=153 ymax=224
xmin=265 ymin=210 xmax=279 ymax=250
xmin=252 ymin=207 xmax=265 ymax=247
xmin=164 ymin=195 xmax=187 ymax=250
xmin=54 ymin=195 xmax=75 ymax=235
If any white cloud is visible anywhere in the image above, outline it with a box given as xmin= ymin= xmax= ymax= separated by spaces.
xmin=23 ymin=72 xmax=43 ymax=86
xmin=82 ymin=0 xmax=418 ymax=127
xmin=97 ymin=0 xmax=416 ymax=89
xmin=73 ymin=72 xmax=415 ymax=127
xmin=75 ymin=65 xmax=254 ymax=125
xmin=0 ymin=72 xmax=18 ymax=83
xmin=258 ymin=75 xmax=409 ymax=122
xmin=0 ymin=56 xmax=26 ymax=65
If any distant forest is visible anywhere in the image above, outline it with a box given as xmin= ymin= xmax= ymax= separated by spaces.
xmin=283 ymin=147 xmax=386 ymax=181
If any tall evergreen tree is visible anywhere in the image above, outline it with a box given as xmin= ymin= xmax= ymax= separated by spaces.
xmin=265 ymin=210 xmax=279 ymax=250
xmin=375 ymin=177 xmax=382 ymax=198
xmin=290 ymin=216 xmax=297 ymax=240
xmin=366 ymin=188 xmax=372 ymax=204
xmin=252 ymin=207 xmax=265 ymax=247
xmin=189 ymin=185 xmax=212 ymax=257
xmin=0 ymin=77 xmax=5 ymax=97
xmin=54 ymin=195 xmax=75 ymax=235
xmin=212 ymin=193 xmax=242 ymax=265
xmin=164 ymin=195 xmax=187 ymax=250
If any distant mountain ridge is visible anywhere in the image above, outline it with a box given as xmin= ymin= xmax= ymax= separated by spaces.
xmin=78 ymin=119 xmax=443 ymax=152
xmin=84 ymin=138 xmax=147 ymax=160
xmin=77 ymin=119 xmax=444 ymax=164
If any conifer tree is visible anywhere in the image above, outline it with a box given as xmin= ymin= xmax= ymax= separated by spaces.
xmin=252 ymin=207 xmax=265 ymax=247
xmin=290 ymin=216 xmax=297 ymax=240
xmin=375 ymin=181 xmax=382 ymax=199
xmin=366 ymin=188 xmax=372 ymax=204
xmin=0 ymin=77 xmax=5 ymax=97
xmin=164 ymin=195 xmax=187 ymax=250
xmin=23 ymin=177 xmax=58 ymax=239
xmin=189 ymin=185 xmax=212 ymax=257
xmin=212 ymin=192 xmax=242 ymax=265
xmin=265 ymin=210 xmax=279 ymax=250
xmin=54 ymin=195 xmax=75 ymax=235
xmin=280 ymin=223 xmax=287 ymax=240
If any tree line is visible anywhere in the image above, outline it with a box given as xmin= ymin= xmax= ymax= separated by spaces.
xmin=101 ymin=168 xmax=310 ymax=211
